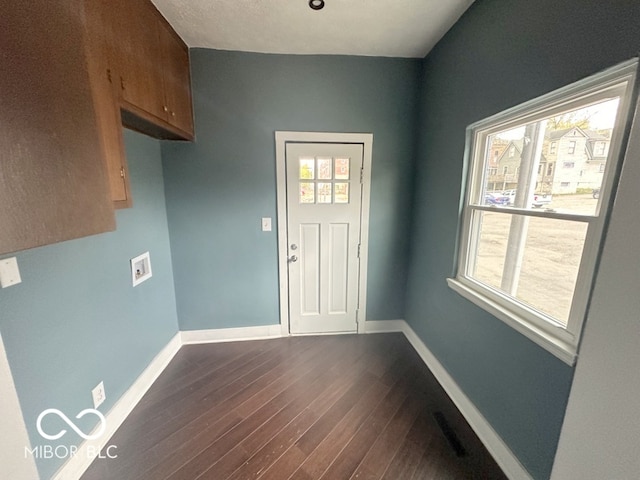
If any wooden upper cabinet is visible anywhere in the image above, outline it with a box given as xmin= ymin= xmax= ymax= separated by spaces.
xmin=0 ymin=0 xmax=115 ymax=254
xmin=81 ymin=0 xmax=194 ymax=208
xmin=100 ymin=0 xmax=194 ymax=140
xmin=158 ymin=20 xmax=195 ymax=135
xmin=84 ymin=0 xmax=132 ymax=208
xmin=109 ymin=0 xmax=167 ymax=121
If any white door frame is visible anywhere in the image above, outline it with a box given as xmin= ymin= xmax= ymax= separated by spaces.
xmin=0 ymin=332 xmax=39 ymax=480
xmin=275 ymin=131 xmax=373 ymax=336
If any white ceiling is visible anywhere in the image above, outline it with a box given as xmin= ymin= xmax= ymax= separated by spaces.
xmin=150 ymin=0 xmax=475 ymax=58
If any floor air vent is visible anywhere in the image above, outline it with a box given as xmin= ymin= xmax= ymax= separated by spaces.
xmin=433 ymin=411 xmax=467 ymax=457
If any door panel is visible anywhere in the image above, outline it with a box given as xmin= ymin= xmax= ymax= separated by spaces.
xmin=328 ymin=223 xmax=349 ymax=314
xmin=286 ymin=142 xmax=363 ymax=334
xmin=299 ymin=223 xmax=321 ymax=315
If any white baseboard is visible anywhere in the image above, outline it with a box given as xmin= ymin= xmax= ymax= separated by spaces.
xmin=364 ymin=319 xmax=406 ymax=333
xmin=180 ymin=324 xmax=283 ymax=344
xmin=396 ymin=320 xmax=531 ymax=480
xmin=52 ymin=333 xmax=181 ymax=480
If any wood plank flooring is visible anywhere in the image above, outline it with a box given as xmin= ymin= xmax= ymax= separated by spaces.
xmin=81 ymin=333 xmax=507 ymax=480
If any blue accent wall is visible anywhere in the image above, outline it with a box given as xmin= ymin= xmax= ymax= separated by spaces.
xmin=405 ymin=0 xmax=640 ymax=478
xmin=0 ymin=130 xmax=179 ymax=479
xmin=162 ymin=50 xmax=421 ymax=330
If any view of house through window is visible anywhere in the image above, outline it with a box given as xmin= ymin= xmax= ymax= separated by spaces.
xmin=475 ymin=98 xmax=619 ymax=324
xmin=452 ymin=59 xmax=637 ymax=360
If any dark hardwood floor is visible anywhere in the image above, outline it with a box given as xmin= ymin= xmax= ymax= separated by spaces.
xmin=81 ymin=333 xmax=506 ymax=480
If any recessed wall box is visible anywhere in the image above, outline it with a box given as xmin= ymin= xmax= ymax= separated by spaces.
xmin=131 ymin=252 xmax=152 ymax=287
xmin=0 ymin=257 xmax=22 ymax=288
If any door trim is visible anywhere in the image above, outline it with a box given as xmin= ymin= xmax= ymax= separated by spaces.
xmin=275 ymin=131 xmax=373 ymax=336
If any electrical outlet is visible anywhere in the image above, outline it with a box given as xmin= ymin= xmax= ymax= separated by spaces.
xmin=261 ymin=217 xmax=272 ymax=232
xmin=92 ymin=381 xmax=106 ymax=409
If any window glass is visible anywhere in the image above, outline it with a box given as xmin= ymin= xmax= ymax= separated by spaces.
xmin=471 ymin=211 xmax=587 ymax=325
xmin=317 ymin=158 xmax=332 ymax=180
xmin=452 ymin=59 xmax=637 ymax=361
xmin=317 ymin=183 xmax=332 ymax=203
xmin=300 ymin=182 xmax=315 ymax=203
xmin=334 ymin=183 xmax=349 ymax=203
xmin=478 ymin=98 xmax=619 ymax=217
xmin=300 ymin=158 xmax=315 ymax=179
xmin=335 ymin=158 xmax=350 ymax=179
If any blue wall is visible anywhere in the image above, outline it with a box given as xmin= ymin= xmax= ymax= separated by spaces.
xmin=405 ymin=0 xmax=640 ymax=478
xmin=0 ymin=130 xmax=179 ymax=479
xmin=162 ymin=50 xmax=420 ymax=330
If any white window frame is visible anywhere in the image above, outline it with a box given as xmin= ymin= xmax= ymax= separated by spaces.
xmin=448 ymin=59 xmax=638 ymax=365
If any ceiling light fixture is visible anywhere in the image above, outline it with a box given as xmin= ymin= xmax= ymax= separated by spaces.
xmin=309 ymin=0 xmax=325 ymax=11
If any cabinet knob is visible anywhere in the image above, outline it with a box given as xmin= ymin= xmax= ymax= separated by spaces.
xmin=171 ymin=111 xmax=175 ymax=117
xmin=163 ymin=105 xmax=169 ymax=112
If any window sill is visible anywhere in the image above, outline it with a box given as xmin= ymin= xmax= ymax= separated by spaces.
xmin=447 ymin=278 xmax=577 ymax=366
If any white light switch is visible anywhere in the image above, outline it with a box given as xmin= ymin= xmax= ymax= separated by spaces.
xmin=0 ymin=257 xmax=22 ymax=288
xmin=261 ymin=217 xmax=272 ymax=232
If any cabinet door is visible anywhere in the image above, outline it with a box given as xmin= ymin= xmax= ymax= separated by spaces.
xmin=107 ymin=0 xmax=166 ymax=120
xmin=84 ymin=0 xmax=132 ymax=207
xmin=159 ymin=19 xmax=195 ymax=136
xmin=0 ymin=0 xmax=115 ymax=254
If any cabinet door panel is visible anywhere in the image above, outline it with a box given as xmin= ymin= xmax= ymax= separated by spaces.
xmin=84 ymin=0 xmax=131 ymax=206
xmin=159 ymin=20 xmax=195 ymax=135
xmin=107 ymin=0 xmax=165 ymax=120
xmin=0 ymin=0 xmax=115 ymax=254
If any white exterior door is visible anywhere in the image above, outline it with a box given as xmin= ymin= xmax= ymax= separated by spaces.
xmin=285 ymin=142 xmax=364 ymax=334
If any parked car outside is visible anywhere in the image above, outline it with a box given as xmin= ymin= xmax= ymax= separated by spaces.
xmin=502 ymin=189 xmax=552 ymax=208
xmin=484 ymin=192 xmax=510 ymax=206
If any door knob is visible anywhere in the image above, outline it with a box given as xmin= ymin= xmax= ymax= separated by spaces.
xmin=290 ymin=244 xmax=298 ymax=250
xmin=289 ymin=255 xmax=298 ymax=263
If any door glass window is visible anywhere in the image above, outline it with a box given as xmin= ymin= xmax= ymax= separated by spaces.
xmin=300 ymin=183 xmax=315 ymax=203
xmin=335 ymin=158 xmax=350 ymax=179
xmin=335 ymin=183 xmax=349 ymax=203
xmin=300 ymin=158 xmax=315 ymax=179
xmin=317 ymin=183 xmax=332 ymax=203
xmin=298 ymin=156 xmax=354 ymax=204
xmin=317 ymin=158 xmax=332 ymax=179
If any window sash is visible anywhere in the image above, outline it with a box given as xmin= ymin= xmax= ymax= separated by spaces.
xmin=452 ymin=59 xmax=638 ymax=364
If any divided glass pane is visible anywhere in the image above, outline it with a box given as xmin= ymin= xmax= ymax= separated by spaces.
xmin=471 ymin=210 xmax=587 ymax=326
xmin=334 ymin=183 xmax=349 ymax=203
xmin=300 ymin=158 xmax=315 ymax=179
xmin=479 ymin=97 xmax=620 ymax=216
xmin=317 ymin=183 xmax=332 ymax=203
xmin=300 ymin=182 xmax=315 ymax=203
xmin=318 ymin=158 xmax=332 ymax=179
xmin=335 ymin=158 xmax=350 ymax=180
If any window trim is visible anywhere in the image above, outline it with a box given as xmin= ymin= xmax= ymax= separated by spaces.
xmin=450 ymin=59 xmax=638 ymax=365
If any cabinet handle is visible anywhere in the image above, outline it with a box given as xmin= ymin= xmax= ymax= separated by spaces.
xmin=106 ymin=69 xmax=112 ymax=83
xmin=120 ymin=166 xmax=125 ymax=179
xmin=163 ymin=105 xmax=168 ymax=112
xmin=120 ymin=77 xmax=125 ymax=91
